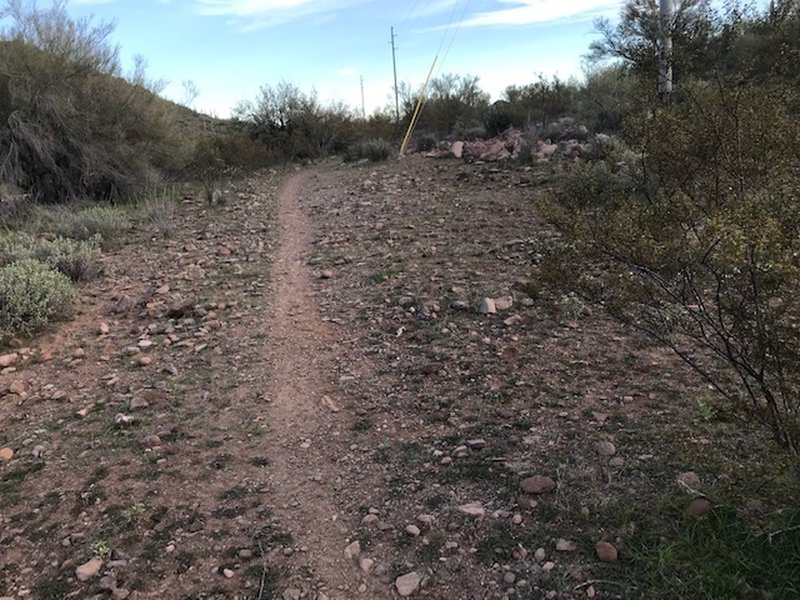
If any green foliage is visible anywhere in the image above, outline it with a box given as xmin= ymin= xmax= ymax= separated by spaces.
xmin=0 ymin=232 xmax=100 ymax=281
xmin=0 ymin=0 xmax=178 ymax=202
xmin=234 ymin=82 xmax=357 ymax=160
xmin=546 ymin=79 xmax=800 ymax=451
xmin=401 ymin=73 xmax=490 ymax=137
xmin=622 ymin=499 xmax=800 ymax=599
xmin=0 ymin=258 xmax=74 ymax=338
xmin=344 ymin=138 xmax=391 ymax=163
xmin=415 ymin=134 xmax=438 ymax=152
xmin=38 ymin=205 xmax=129 ymax=247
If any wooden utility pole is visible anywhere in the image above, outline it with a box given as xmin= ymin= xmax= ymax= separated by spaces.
xmin=658 ymin=0 xmax=674 ymax=98
xmin=390 ymin=26 xmax=400 ymax=122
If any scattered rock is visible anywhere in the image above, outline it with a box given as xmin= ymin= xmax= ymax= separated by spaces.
xmin=405 ymin=524 xmax=421 ymax=537
xmin=140 ymin=435 xmax=161 ymax=448
xmin=556 ymin=539 xmax=576 ymax=552
xmin=520 ymin=475 xmax=556 ymax=495
xmin=0 ymin=447 xmax=13 ymax=461
xmin=595 ymin=441 xmax=617 ymax=457
xmin=361 ymin=514 xmax=379 ymax=526
xmin=76 ymin=557 xmax=103 ymax=581
xmin=99 ymin=322 xmax=111 ymax=335
xmin=459 ymin=502 xmax=485 ymax=517
xmin=609 ymin=457 xmax=625 ymax=468
xmin=344 ymin=540 xmax=361 ymax=561
xmin=395 ymin=572 xmax=422 ymax=597
xmin=319 ymin=269 xmax=335 ymax=279
xmin=534 ymin=548 xmax=546 ymax=562
xmin=282 ymin=588 xmax=301 ymax=600
xmin=0 ymin=353 xmax=18 ymax=368
xmin=595 ymin=541 xmax=618 ymax=562
xmin=503 ymin=314 xmax=524 ymax=327
xmin=503 ymin=571 xmax=516 ymax=584
xmin=466 ymin=438 xmax=486 ymax=450
xmin=677 ymin=471 xmax=701 ymax=489
xmin=494 ymin=296 xmax=514 ymax=311
xmin=166 ymin=299 xmax=196 ymax=319
xmin=359 ymin=557 xmax=375 ymax=573
xmin=417 ymin=514 xmax=435 ymax=525
xmin=222 ymin=568 xmax=234 ymax=578
xmin=687 ymin=498 xmax=713 ymax=516
xmin=477 ymin=298 xmax=496 ymax=315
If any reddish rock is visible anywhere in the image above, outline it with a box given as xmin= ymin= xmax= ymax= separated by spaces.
xmin=688 ymin=498 xmax=713 ymax=516
xmin=520 ymin=475 xmax=556 ymax=495
xmin=595 ymin=541 xmax=618 ymax=562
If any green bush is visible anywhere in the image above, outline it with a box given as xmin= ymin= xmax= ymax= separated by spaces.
xmin=0 ymin=258 xmax=74 ymax=338
xmin=547 ymin=80 xmax=800 ymax=452
xmin=0 ymin=233 xmax=101 ymax=281
xmin=39 ymin=206 xmax=129 ymax=247
xmin=415 ymin=134 xmax=438 ymax=152
xmin=344 ymin=138 xmax=392 ymax=163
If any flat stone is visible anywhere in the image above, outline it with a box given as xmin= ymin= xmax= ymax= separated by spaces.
xmin=595 ymin=441 xmax=617 ymax=457
xmin=344 ymin=540 xmax=361 ymax=560
xmin=556 ymin=539 xmax=576 ymax=552
xmin=395 ymin=572 xmax=422 ymax=597
xmin=688 ymin=498 xmax=713 ymax=516
xmin=76 ymin=557 xmax=103 ymax=581
xmin=459 ymin=502 xmax=485 ymax=517
xmin=0 ymin=353 xmax=18 ymax=368
xmin=360 ymin=557 xmax=374 ymax=573
xmin=520 ymin=475 xmax=556 ymax=495
xmin=0 ymin=447 xmax=13 ymax=461
xmin=595 ymin=541 xmax=618 ymax=562
xmin=494 ymin=296 xmax=514 ymax=311
xmin=477 ymin=298 xmax=496 ymax=315
xmin=405 ymin=525 xmax=421 ymax=537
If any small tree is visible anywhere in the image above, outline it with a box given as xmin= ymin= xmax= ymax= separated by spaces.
xmin=545 ymin=79 xmax=800 ymax=451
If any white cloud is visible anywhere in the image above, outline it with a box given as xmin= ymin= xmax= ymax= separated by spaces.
xmin=337 ymin=67 xmax=357 ymax=76
xmin=457 ymin=0 xmax=622 ymax=27
xmin=194 ymin=0 xmax=366 ymax=20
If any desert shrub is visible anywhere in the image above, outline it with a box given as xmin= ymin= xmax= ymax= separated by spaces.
xmin=344 ymin=138 xmax=391 ymax=163
xmin=0 ymin=185 xmax=35 ymax=229
xmin=545 ymin=79 xmax=800 ymax=452
xmin=0 ymin=1 xmax=177 ymax=202
xmin=0 ymin=258 xmax=74 ymax=338
xmin=0 ymin=233 xmax=100 ymax=281
xmin=39 ymin=206 xmax=129 ymax=246
xmin=142 ymin=190 xmax=176 ymax=238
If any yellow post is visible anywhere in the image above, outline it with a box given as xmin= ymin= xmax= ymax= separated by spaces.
xmin=399 ymin=55 xmax=438 ymax=156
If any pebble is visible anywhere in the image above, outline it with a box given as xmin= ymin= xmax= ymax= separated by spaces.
xmin=0 ymin=447 xmax=13 ymax=461
xmin=595 ymin=441 xmax=617 ymax=457
xmin=556 ymin=539 xmax=576 ymax=552
xmin=534 ymin=548 xmax=546 ymax=562
xmin=75 ymin=557 xmax=103 ymax=581
xmin=477 ymin=298 xmax=496 ymax=315
xmin=459 ymin=502 xmax=485 ymax=517
xmin=282 ymin=588 xmax=301 ymax=600
xmin=359 ymin=558 xmax=374 ymax=573
xmin=223 ymin=568 xmax=234 ymax=578
xmin=609 ymin=457 xmax=625 ymax=467
xmin=511 ymin=514 xmax=523 ymax=525
xmin=361 ymin=514 xmax=379 ymax=526
xmin=0 ymin=353 xmax=19 ymax=367
xmin=467 ymin=438 xmax=486 ymax=450
xmin=595 ymin=541 xmax=618 ymax=562
xmin=503 ymin=572 xmax=516 ymax=584
xmin=239 ymin=549 xmax=253 ymax=559
xmin=395 ymin=572 xmax=422 ymax=597
xmin=520 ymin=475 xmax=556 ymax=495
xmin=542 ymin=561 xmax=555 ymax=572
xmin=688 ymin=498 xmax=713 ymax=516
xmin=344 ymin=541 xmax=361 ymax=561
xmin=405 ymin=525 xmax=421 ymax=537
xmin=417 ymin=514 xmax=435 ymax=525
xmin=677 ymin=471 xmax=701 ymax=488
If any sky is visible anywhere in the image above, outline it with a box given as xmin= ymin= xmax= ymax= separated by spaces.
xmin=62 ymin=0 xmax=625 ymax=117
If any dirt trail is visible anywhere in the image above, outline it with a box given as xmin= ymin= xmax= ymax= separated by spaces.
xmin=263 ymin=172 xmax=367 ymax=599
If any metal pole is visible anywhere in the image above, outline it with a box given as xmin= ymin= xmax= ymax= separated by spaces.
xmin=391 ymin=26 xmax=400 ymax=122
xmin=658 ymin=0 xmax=674 ymax=98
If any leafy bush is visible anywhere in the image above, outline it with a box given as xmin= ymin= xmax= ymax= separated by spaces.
xmin=344 ymin=138 xmax=392 ymax=163
xmin=0 ymin=258 xmax=74 ymax=338
xmin=39 ymin=206 xmax=129 ymax=247
xmin=0 ymin=233 xmax=101 ymax=281
xmin=546 ymin=79 xmax=800 ymax=452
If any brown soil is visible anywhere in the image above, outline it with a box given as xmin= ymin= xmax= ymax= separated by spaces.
xmin=0 ymin=156 xmax=792 ymax=600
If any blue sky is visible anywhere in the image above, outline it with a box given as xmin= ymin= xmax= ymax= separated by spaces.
xmin=66 ymin=0 xmax=624 ymax=117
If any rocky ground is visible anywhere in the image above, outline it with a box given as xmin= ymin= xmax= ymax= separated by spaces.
xmin=0 ymin=155 xmax=795 ymax=600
